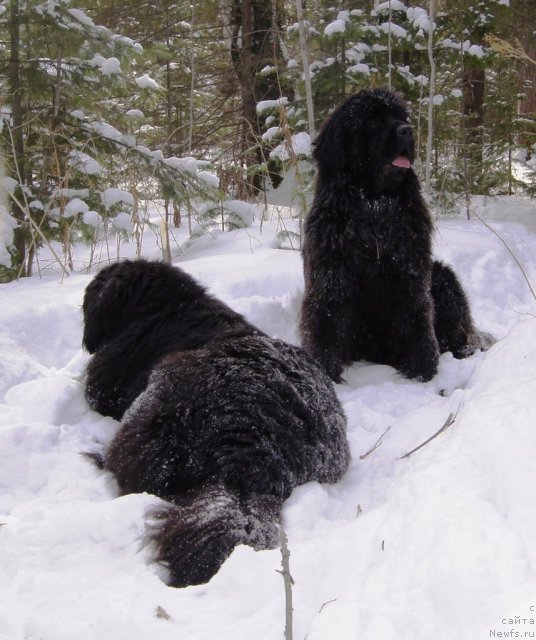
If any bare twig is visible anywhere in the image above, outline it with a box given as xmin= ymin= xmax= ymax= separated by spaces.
xmin=399 ymin=406 xmax=460 ymax=460
xmin=472 ymin=212 xmax=536 ymax=304
xmin=359 ymin=425 xmax=392 ymax=460
xmin=7 ymin=189 xmax=70 ymax=278
xmin=318 ymin=599 xmax=337 ymax=614
xmin=277 ymin=524 xmax=294 ymax=640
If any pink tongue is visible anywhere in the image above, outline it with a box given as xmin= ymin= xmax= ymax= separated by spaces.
xmin=392 ymin=156 xmax=411 ymax=168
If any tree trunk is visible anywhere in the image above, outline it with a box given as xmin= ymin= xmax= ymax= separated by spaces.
xmin=295 ymin=0 xmax=315 ymax=139
xmin=188 ymin=0 xmax=196 ymax=154
xmin=8 ymin=0 xmax=27 ymax=275
xmin=230 ymin=0 xmax=287 ymax=197
xmin=424 ymin=0 xmax=436 ymax=193
xmin=230 ymin=0 xmax=258 ymax=195
xmin=461 ymin=61 xmax=485 ymax=190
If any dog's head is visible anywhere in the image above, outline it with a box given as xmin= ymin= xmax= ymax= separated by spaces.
xmin=313 ymin=88 xmax=415 ymax=193
xmin=82 ymin=260 xmax=204 ymax=353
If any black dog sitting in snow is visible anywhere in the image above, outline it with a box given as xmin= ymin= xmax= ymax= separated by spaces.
xmin=83 ymin=259 xmax=349 ymax=587
xmin=300 ymin=88 xmax=491 ymax=383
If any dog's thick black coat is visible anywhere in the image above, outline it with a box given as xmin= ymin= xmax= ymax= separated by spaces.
xmin=83 ymin=259 xmax=349 ymax=587
xmin=300 ymin=88 xmax=490 ymax=383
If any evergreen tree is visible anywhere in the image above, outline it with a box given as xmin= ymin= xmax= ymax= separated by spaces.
xmin=0 ymin=0 xmax=222 ymax=279
xmin=0 ymin=0 xmax=532 ymax=276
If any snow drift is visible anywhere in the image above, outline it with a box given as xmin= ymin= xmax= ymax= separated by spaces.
xmin=1 ymin=196 xmax=536 ymax=639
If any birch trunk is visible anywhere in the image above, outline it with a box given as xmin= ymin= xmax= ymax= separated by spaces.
xmin=295 ymin=0 xmax=315 ymax=139
xmin=8 ymin=0 xmax=27 ymax=273
xmin=424 ymin=0 xmax=436 ymax=193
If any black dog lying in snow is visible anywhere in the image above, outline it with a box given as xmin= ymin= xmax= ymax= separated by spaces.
xmin=300 ymin=88 xmax=492 ymax=383
xmin=83 ymin=259 xmax=350 ymax=587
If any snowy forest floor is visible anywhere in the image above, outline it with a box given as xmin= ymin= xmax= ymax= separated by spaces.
xmin=1 ymin=195 xmax=536 ymax=640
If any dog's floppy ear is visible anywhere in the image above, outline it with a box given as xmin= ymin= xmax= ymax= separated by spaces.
xmin=312 ymin=105 xmax=349 ymax=175
xmin=82 ymin=260 xmax=149 ymax=352
xmin=82 ymin=266 xmax=130 ymax=353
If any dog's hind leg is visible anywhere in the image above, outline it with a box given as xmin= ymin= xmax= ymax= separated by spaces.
xmin=431 ymin=261 xmax=494 ymax=358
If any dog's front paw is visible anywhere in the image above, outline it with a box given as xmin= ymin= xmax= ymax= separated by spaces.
xmin=314 ymin=351 xmax=344 ymax=383
xmin=302 ymin=337 xmax=346 ymax=383
xmin=323 ymin=357 xmax=345 ymax=383
xmin=399 ymin=342 xmax=439 ymax=382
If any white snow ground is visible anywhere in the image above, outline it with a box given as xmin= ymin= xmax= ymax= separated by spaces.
xmin=1 ymin=196 xmax=536 ymax=640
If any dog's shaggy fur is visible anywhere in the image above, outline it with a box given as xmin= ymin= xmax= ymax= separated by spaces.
xmin=83 ymin=259 xmax=350 ymax=587
xmin=300 ymin=88 xmax=491 ymax=383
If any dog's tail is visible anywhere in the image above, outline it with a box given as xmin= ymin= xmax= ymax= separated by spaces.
xmin=145 ymin=486 xmax=282 ymax=588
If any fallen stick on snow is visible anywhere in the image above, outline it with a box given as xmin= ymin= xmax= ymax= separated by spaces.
xmin=277 ymin=524 xmax=294 ymax=640
xmin=399 ymin=406 xmax=460 ymax=460
xmin=473 ymin=211 xmax=536 ymax=303
xmin=359 ymin=425 xmax=392 ymax=460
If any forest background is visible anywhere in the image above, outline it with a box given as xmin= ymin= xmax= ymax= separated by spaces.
xmin=0 ymin=0 xmax=534 ymax=281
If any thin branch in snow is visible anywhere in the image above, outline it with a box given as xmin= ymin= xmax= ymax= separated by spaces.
xmin=318 ymin=599 xmax=337 ymax=614
xmin=399 ymin=406 xmax=460 ymax=460
xmin=507 ymin=307 xmax=536 ymax=319
xmin=277 ymin=524 xmax=294 ymax=640
xmin=472 ymin=212 xmax=536 ymax=304
xmin=359 ymin=425 xmax=392 ymax=460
